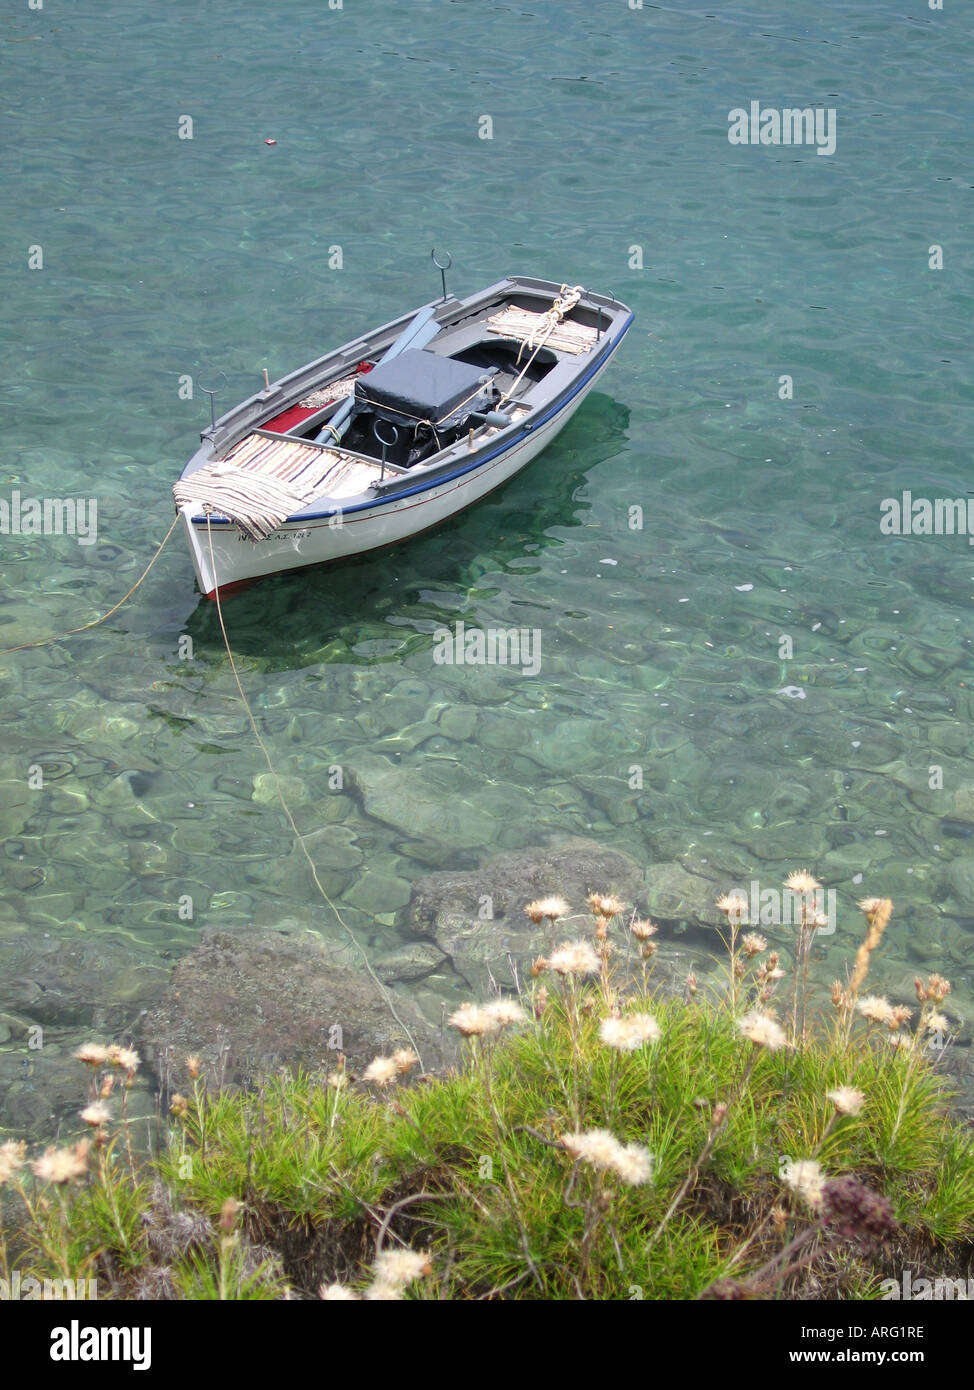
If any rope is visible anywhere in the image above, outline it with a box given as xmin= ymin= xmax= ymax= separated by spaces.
xmin=499 ymin=284 xmax=586 ymax=408
xmin=204 ymin=514 xmax=426 ymax=1069
xmin=0 ymin=514 xmax=180 ymax=656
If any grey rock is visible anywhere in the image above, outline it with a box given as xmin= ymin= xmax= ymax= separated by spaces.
xmin=140 ymin=926 xmax=436 ymax=1085
xmin=947 ymin=856 xmax=974 ymax=908
xmin=0 ymin=925 xmax=168 ymax=1029
xmin=643 ymin=860 xmax=725 ymax=929
xmin=404 ymin=836 xmax=646 ymax=992
xmin=374 ymin=942 xmax=449 ymax=984
xmin=344 ymin=870 xmax=413 ymax=916
xmin=348 ymin=751 xmax=500 ymax=849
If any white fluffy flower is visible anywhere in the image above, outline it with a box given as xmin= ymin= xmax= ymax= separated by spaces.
xmin=371 ymin=1248 xmax=432 ymax=1288
xmin=857 ymin=995 xmax=896 ymax=1026
xmin=482 ymin=998 xmax=528 ymax=1028
xmin=548 ymin=940 xmax=600 ymax=977
xmin=362 ymin=1056 xmax=398 ymax=1086
xmin=598 ymin=1014 xmax=661 ymax=1052
xmin=783 ymin=1158 xmax=825 ymax=1210
xmin=827 ymin=1086 xmax=865 ymax=1116
xmin=561 ymin=1128 xmax=653 ymax=1186
xmin=737 ymin=1010 xmax=787 ymax=1051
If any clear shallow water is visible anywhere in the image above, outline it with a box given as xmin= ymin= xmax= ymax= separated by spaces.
xmin=1 ymin=0 xmax=973 ymax=1131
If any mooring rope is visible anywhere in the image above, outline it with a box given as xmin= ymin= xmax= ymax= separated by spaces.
xmin=0 ymin=514 xmax=180 ymax=656
xmin=499 ymin=284 xmax=586 ymax=408
xmin=203 ymin=513 xmax=425 ymax=1069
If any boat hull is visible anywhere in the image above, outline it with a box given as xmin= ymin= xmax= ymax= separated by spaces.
xmin=182 ymin=350 xmax=613 ymax=597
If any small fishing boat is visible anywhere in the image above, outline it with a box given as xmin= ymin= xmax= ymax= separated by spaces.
xmin=174 ymin=274 xmax=633 ymax=596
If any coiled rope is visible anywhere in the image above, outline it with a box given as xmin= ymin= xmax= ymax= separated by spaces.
xmin=499 ymin=284 xmax=585 ymax=408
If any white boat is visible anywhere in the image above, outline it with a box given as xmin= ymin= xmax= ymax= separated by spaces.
xmin=174 ymin=276 xmax=633 ymax=597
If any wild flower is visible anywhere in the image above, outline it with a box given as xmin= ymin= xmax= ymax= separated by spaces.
xmin=319 ymin=1283 xmax=359 ymax=1300
xmin=107 ymin=1045 xmax=140 ymax=1077
xmin=856 ymin=996 xmax=897 ymax=1027
xmin=529 ymin=956 xmax=548 ymax=977
xmin=587 ymin=893 xmax=624 ymax=919
xmin=715 ymin=892 xmax=748 ymax=922
xmin=923 ymin=974 xmax=951 ymax=1004
xmin=362 ymin=1056 xmax=399 ymax=1087
xmin=327 ymin=1071 xmax=347 ymax=1091
xmin=737 ymin=1010 xmax=787 ymax=1051
xmin=392 ymin=1048 xmax=420 ymax=1074
xmin=925 ymin=1012 xmax=950 ymax=1035
xmin=784 ymin=1158 xmax=826 ymax=1211
xmin=827 ymin=1086 xmax=865 ymax=1117
xmin=32 ymin=1140 xmax=90 ymax=1185
xmin=482 ymin=998 xmax=528 ymax=1029
xmin=0 ymin=1140 xmax=26 ymax=1185
xmin=169 ymin=1094 xmax=190 ymax=1118
xmin=447 ymin=1003 xmax=498 ymax=1037
xmin=598 ymin=1014 xmax=661 ymax=1052
xmin=821 ymin=1176 xmax=896 ymax=1249
xmin=363 ymin=1282 xmax=401 ymax=1301
xmin=629 ymin=918 xmax=657 ymax=941
xmin=857 ymin=896 xmax=887 ymax=919
xmin=741 ymin=932 xmax=767 ymax=957
xmin=74 ymin=1043 xmax=110 ymax=1066
xmin=371 ymin=1248 xmax=433 ymax=1288
xmin=218 ymin=1197 xmax=240 ymax=1233
xmin=525 ymin=896 xmax=569 ymax=925
xmin=186 ymin=1055 xmax=202 ymax=1080
xmin=560 ymin=1128 xmax=653 ymax=1186
xmin=891 ymin=1005 xmax=913 ymax=1030
xmin=548 ymin=940 xmax=600 ymax=978
xmin=888 ymin=1033 xmax=913 ymax=1051
xmin=786 ymin=870 xmax=822 ymax=894
xmin=80 ymin=1101 xmax=112 ymax=1129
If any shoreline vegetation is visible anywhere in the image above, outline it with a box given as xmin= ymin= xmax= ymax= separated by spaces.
xmin=1 ymin=880 xmax=972 ymax=1300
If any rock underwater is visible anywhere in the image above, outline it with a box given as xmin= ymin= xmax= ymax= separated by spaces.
xmin=140 ymin=925 xmax=436 ymax=1088
xmin=401 ymin=836 xmax=699 ymax=995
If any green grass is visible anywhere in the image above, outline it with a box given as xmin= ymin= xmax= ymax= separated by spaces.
xmin=2 ymin=896 xmax=972 ymax=1300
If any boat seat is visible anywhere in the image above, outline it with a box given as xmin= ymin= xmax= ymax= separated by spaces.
xmin=354 ymin=349 xmax=497 ymax=428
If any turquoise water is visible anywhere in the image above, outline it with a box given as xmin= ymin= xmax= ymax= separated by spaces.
xmin=2 ymin=0 xmax=973 ymax=1131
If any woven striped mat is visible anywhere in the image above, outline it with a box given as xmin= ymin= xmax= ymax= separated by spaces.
xmin=174 ymin=433 xmax=376 ymax=542
xmin=485 ymin=305 xmax=599 ymax=354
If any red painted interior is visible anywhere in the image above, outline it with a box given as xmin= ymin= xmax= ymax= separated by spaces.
xmin=260 ymin=361 xmax=375 ymax=437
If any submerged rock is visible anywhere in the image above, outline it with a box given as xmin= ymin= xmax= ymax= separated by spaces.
xmin=643 ymin=860 xmax=725 ymax=929
xmin=403 ymin=837 xmax=653 ymax=992
xmin=348 ymin=751 xmax=501 ymax=850
xmin=0 ymin=923 xmax=168 ymax=1030
xmin=140 ymin=926 xmax=436 ymax=1086
xmin=374 ymin=941 xmax=449 ymax=984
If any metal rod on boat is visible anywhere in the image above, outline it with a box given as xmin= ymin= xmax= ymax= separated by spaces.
xmin=373 ymin=417 xmax=399 ymax=483
xmin=431 ymin=247 xmax=453 ymax=302
xmin=263 ymin=368 xmax=270 ymax=391
xmin=197 ymin=372 xmax=227 ymax=431
xmin=596 ymin=305 xmax=603 ymax=340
